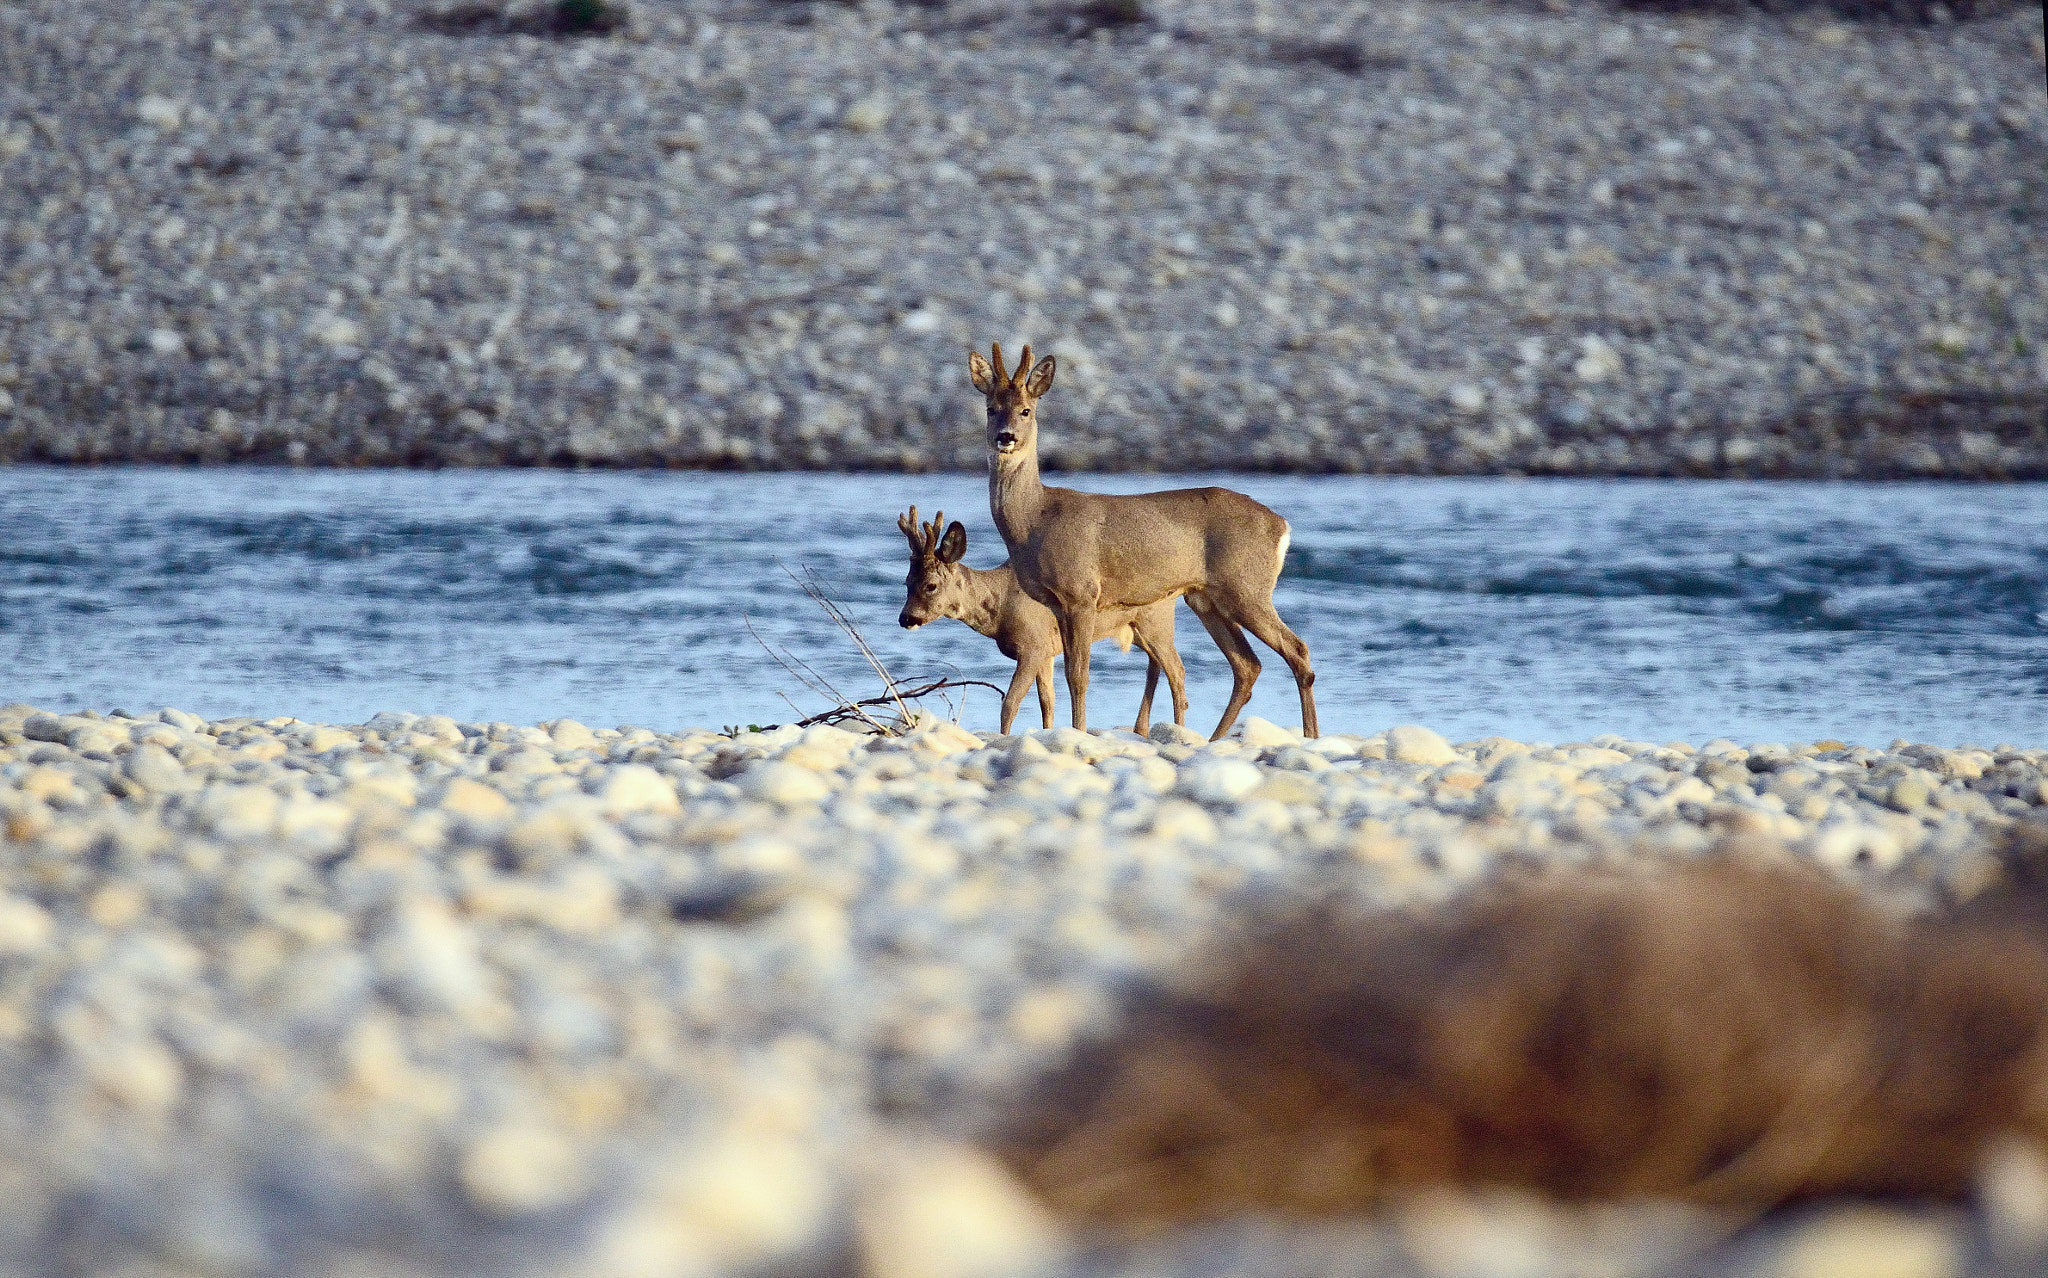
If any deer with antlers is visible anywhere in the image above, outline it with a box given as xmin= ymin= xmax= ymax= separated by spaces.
xmin=897 ymin=507 xmax=1189 ymax=736
xmin=971 ymin=343 xmax=1317 ymax=739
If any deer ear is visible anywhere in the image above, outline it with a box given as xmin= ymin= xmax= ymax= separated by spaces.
xmin=968 ymin=350 xmax=995 ymax=396
xmin=939 ymin=521 xmax=968 ymax=564
xmin=1025 ymin=354 xmax=1056 ymax=398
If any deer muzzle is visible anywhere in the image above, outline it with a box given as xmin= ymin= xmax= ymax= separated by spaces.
xmin=991 ymin=431 xmax=1019 ymax=453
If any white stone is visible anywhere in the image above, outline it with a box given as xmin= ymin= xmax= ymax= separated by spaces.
xmin=1147 ymin=721 xmax=1206 ymax=747
xmin=1174 ymin=756 xmax=1263 ymax=805
xmin=857 ymin=1143 xmax=1065 ymax=1278
xmin=1573 ymin=334 xmax=1623 ymax=382
xmin=159 ymin=707 xmax=207 ymax=733
xmin=1979 ymin=1137 xmax=2048 ymax=1261
xmin=461 ymin=1124 xmax=588 ymax=1217
xmin=379 ymin=900 xmax=494 ymax=1014
xmin=843 ymin=96 xmax=891 ymax=133
xmin=0 ymin=894 xmax=53 ymax=953
xmin=198 ymin=784 xmax=282 ymax=839
xmin=741 ymin=762 xmax=830 ymax=807
xmin=1149 ymin=800 xmax=1217 ymax=843
xmin=136 ymin=95 xmax=184 ymax=129
xmin=598 ymin=764 xmax=681 ymax=815
xmin=506 ymin=798 xmax=625 ymax=861
xmin=593 ymin=1129 xmax=831 ymax=1276
xmin=548 ymin=718 xmax=601 ymax=751
xmin=493 ymin=747 xmax=560 ymax=776
xmin=313 ymin=315 xmax=362 ymax=347
xmin=1768 ymin=1207 xmax=1962 ymax=1278
xmin=1235 ymin=717 xmax=1301 ymax=748
xmin=439 ymin=776 xmax=512 ymax=824
xmin=1387 ymin=725 xmax=1459 ymax=765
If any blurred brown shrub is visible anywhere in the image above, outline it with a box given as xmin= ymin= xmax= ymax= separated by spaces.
xmin=1000 ymin=826 xmax=2048 ymax=1228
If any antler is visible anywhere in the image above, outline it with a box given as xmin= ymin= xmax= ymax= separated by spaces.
xmin=923 ymin=510 xmax=947 ymax=549
xmin=990 ymin=342 xmax=1010 ymax=389
xmin=898 ymin=505 xmax=933 ymax=552
xmin=1014 ymin=344 xmax=1033 ymax=386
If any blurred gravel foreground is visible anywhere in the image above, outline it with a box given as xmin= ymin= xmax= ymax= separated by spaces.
xmin=4 ymin=702 xmax=2048 ymax=1275
xmin=0 ymin=0 xmax=2043 ymax=475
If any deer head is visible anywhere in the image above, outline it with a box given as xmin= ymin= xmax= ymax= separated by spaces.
xmin=896 ymin=505 xmax=971 ymax=629
xmin=968 ymin=342 xmax=1056 ymax=461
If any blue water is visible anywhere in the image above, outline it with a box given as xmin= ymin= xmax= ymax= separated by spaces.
xmin=3 ymin=468 xmax=2043 ymax=746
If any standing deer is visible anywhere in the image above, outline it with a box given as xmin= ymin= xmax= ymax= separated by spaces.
xmin=972 ymin=343 xmax=1317 ymax=739
xmin=897 ymin=507 xmax=1189 ymax=736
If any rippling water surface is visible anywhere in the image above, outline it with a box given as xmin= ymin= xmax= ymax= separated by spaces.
xmin=4 ymin=468 xmax=2043 ymax=746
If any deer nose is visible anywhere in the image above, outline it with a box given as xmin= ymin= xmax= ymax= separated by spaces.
xmin=993 ymin=431 xmax=1018 ymax=451
xmin=898 ymin=610 xmax=915 ymax=629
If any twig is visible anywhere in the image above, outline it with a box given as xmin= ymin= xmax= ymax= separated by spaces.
xmin=739 ymin=565 xmax=1010 ymax=735
xmin=743 ymin=611 xmax=892 ymax=734
xmin=784 ymin=563 xmax=913 ymax=728
xmin=790 ymin=677 xmax=1007 ymax=730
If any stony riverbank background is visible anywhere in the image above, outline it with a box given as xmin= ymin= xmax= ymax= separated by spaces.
xmin=2 ymin=700 xmax=2046 ymax=1273
xmin=0 ymin=0 xmax=2043 ymax=475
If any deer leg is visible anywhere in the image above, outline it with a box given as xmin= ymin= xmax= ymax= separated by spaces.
xmin=1236 ymin=601 xmax=1319 ymax=739
xmin=1134 ymin=657 xmax=1160 ymax=738
xmin=1131 ymin=606 xmax=1189 ymax=729
xmin=999 ymin=660 xmax=1037 ymax=735
xmin=1036 ymin=659 xmax=1057 ymax=730
xmin=1186 ymin=592 xmax=1260 ymax=740
xmin=1056 ymin=609 xmax=1094 ymax=733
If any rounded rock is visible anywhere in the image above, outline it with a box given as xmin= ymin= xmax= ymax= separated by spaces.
xmin=1174 ymin=756 xmax=1265 ymax=806
xmin=461 ymin=1124 xmax=588 ymax=1218
xmin=1387 ymin=725 xmax=1459 ymax=766
xmin=598 ymin=764 xmax=681 ymax=815
xmin=741 ymin=762 xmax=831 ymax=808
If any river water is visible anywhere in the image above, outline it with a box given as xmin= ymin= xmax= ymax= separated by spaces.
xmin=3 ymin=468 xmax=2043 ymax=746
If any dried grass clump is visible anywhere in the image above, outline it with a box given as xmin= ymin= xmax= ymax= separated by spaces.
xmin=1000 ymin=831 xmax=2048 ymax=1229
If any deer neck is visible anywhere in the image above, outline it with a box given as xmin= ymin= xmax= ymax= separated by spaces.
xmin=956 ymin=565 xmax=1012 ymax=640
xmin=988 ymin=444 xmax=1048 ymax=553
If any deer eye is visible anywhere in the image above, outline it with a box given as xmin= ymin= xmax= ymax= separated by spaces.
xmin=1019 ymin=408 xmax=1030 ymax=416
xmin=924 ymin=582 xmax=937 ymax=593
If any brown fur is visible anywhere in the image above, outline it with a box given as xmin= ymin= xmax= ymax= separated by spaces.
xmin=998 ymin=835 xmax=2048 ymax=1229
xmin=971 ymin=342 xmax=1318 ymax=739
xmin=896 ymin=506 xmax=1189 ymax=736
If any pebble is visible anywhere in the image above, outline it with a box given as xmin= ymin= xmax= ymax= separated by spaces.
xmin=856 ymin=1144 xmax=1065 ymax=1278
xmin=0 ymin=701 xmax=2040 ymax=1275
xmin=1766 ymin=1207 xmax=1965 ymax=1278
xmin=1388 ymin=724 xmax=1459 ymax=766
xmin=461 ymin=1123 xmax=589 ymax=1218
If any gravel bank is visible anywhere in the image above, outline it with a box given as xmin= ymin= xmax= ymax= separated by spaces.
xmin=1 ymin=700 xmax=2045 ymax=1274
xmin=0 ymin=0 xmax=2042 ymax=475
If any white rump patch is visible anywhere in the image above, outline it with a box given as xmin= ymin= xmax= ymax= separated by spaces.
xmin=1276 ymin=525 xmax=1291 ymax=583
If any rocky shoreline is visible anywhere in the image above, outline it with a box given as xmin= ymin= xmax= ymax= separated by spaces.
xmin=1 ymin=0 xmax=2043 ymax=476
xmin=1 ymin=700 xmax=2044 ymax=1273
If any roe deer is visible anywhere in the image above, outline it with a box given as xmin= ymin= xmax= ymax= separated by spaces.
xmin=897 ymin=507 xmax=1189 ymax=736
xmin=970 ymin=343 xmax=1317 ymax=739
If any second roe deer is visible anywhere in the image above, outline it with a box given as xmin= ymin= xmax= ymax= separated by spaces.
xmin=897 ymin=507 xmax=1189 ymax=736
xmin=971 ymin=343 xmax=1317 ymax=739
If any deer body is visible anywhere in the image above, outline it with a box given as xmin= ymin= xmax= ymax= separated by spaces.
xmin=973 ymin=343 xmax=1318 ymax=739
xmin=897 ymin=508 xmax=1188 ymax=736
